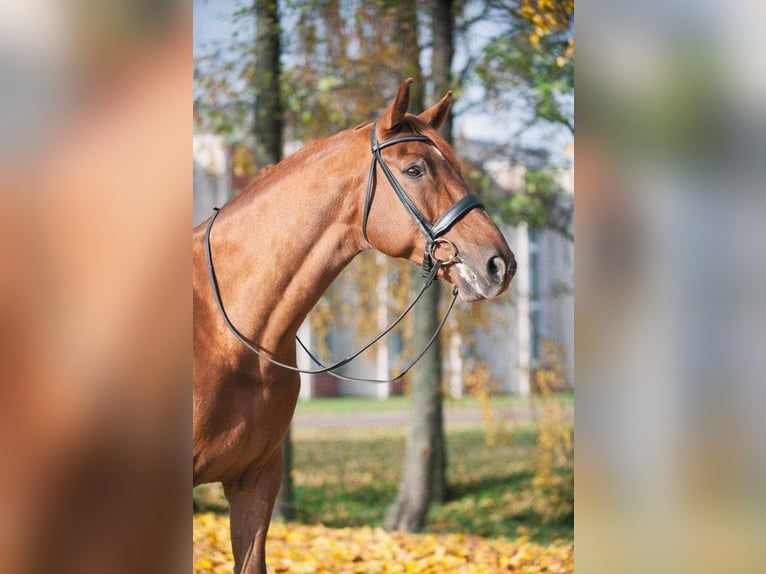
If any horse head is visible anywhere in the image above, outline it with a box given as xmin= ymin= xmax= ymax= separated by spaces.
xmin=361 ymin=78 xmax=516 ymax=301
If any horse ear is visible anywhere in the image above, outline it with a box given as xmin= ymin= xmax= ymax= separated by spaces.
xmin=418 ymin=90 xmax=452 ymax=131
xmin=379 ymin=78 xmax=413 ymax=134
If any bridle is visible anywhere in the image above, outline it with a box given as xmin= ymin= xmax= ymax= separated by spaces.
xmin=363 ymin=120 xmax=484 ymax=276
xmin=204 ymin=119 xmax=485 ymax=383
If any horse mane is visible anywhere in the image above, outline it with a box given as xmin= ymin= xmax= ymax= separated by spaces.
xmin=353 ymin=120 xmax=373 ymax=131
xmin=243 ymin=128 xmax=353 ymax=192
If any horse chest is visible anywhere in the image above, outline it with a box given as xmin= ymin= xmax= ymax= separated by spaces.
xmin=193 ymin=365 xmax=299 ymax=485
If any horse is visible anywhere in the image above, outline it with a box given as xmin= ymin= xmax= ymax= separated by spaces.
xmin=192 ymin=78 xmax=515 ymax=574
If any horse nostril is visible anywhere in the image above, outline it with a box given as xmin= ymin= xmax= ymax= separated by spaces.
xmin=487 ymin=254 xmax=507 ymax=284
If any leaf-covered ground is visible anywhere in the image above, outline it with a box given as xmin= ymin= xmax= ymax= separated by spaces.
xmin=194 ymin=404 xmax=573 ymax=572
xmin=193 ymin=513 xmax=574 ymax=573
xmin=195 ymin=426 xmax=573 ymax=544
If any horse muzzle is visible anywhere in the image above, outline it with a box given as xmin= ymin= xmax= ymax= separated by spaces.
xmin=450 ymin=248 xmax=516 ymax=302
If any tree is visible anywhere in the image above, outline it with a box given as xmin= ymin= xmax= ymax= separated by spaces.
xmin=250 ymin=0 xmax=295 ymax=521
xmin=383 ymin=0 xmax=454 ymax=532
xmin=475 ymin=0 xmax=573 ymax=134
xmin=253 ymin=0 xmax=283 ymax=169
xmin=470 ymin=0 xmax=574 ymax=241
xmin=498 ymin=167 xmax=573 ymax=241
xmin=283 ymin=0 xmax=419 ymax=140
xmin=427 ymin=0 xmax=455 ymax=504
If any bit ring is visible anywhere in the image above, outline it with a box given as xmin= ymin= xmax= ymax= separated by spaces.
xmin=429 ymin=238 xmax=460 ymax=266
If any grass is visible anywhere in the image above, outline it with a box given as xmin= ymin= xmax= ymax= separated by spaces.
xmin=194 ymin=418 xmax=573 ymax=545
xmin=293 ymin=391 xmax=574 ymax=415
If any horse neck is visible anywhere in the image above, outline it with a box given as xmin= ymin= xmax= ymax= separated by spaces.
xmin=202 ymin=136 xmax=366 ymax=357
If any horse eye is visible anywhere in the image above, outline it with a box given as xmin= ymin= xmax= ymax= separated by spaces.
xmin=404 ymin=165 xmax=423 ymax=178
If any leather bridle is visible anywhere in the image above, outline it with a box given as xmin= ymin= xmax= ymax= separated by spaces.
xmin=205 ymin=120 xmax=485 ymax=383
xmin=363 ymin=120 xmax=484 ymax=275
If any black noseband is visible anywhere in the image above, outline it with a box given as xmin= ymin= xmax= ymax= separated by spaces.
xmin=362 ymin=120 xmax=484 ymax=273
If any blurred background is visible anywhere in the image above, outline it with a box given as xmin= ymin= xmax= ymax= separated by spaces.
xmin=577 ymin=0 xmax=766 ymax=572
xmin=3 ymin=0 xmax=763 ymax=572
xmin=0 ymin=1 xmax=190 ymax=573
xmin=193 ymin=0 xmax=574 ymax=572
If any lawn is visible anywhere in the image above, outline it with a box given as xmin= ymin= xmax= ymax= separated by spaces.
xmin=193 ymin=417 xmax=573 ymax=546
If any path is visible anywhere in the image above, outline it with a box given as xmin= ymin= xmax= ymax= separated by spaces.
xmin=292 ymin=405 xmax=573 ymax=428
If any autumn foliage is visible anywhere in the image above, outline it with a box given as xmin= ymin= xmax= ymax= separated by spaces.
xmin=194 ymin=514 xmax=574 ymax=573
xmin=194 ymin=411 xmax=573 ymax=573
xmin=531 ymin=341 xmax=575 ymax=523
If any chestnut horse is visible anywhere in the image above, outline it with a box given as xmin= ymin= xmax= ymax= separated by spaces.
xmin=192 ymin=79 xmax=515 ymax=573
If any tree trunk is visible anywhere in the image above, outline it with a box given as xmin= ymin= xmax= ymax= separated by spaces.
xmin=253 ymin=0 xmax=293 ymax=521
xmin=427 ymin=0 xmax=455 ymax=504
xmin=384 ymin=0 xmax=453 ymax=532
xmin=383 ymin=281 xmax=445 ymax=531
xmin=395 ymin=2 xmax=424 ymax=115
xmin=253 ymin=0 xmax=283 ymax=169
xmin=431 ymin=0 xmax=455 ymax=143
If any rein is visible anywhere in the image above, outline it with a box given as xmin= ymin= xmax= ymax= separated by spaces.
xmin=205 ymin=120 xmax=484 ymax=383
